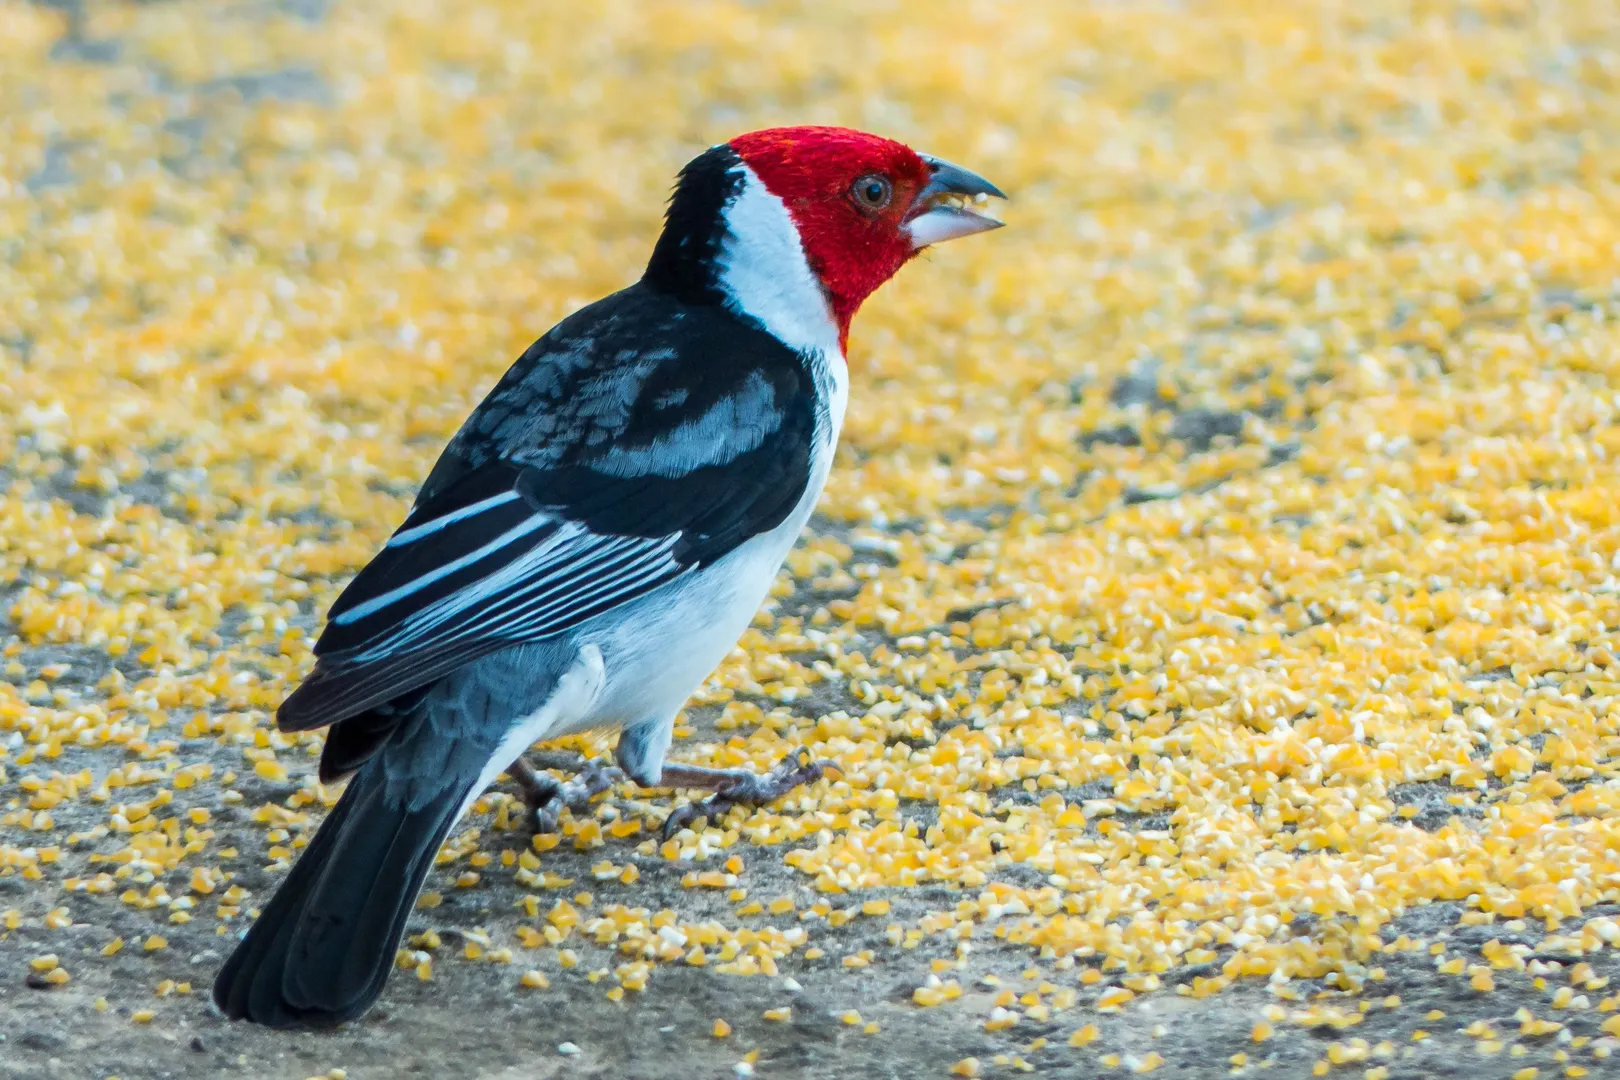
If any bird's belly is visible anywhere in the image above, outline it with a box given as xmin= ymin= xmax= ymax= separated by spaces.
xmin=578 ymin=522 xmax=800 ymax=728
xmin=543 ymin=427 xmax=838 ymax=738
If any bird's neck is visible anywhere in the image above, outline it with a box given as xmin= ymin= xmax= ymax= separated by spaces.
xmin=644 ymin=147 xmax=846 ymax=359
xmin=713 ymin=163 xmax=846 ymax=359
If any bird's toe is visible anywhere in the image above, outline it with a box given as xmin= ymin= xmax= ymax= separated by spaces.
xmin=660 ymin=752 xmax=833 ymax=838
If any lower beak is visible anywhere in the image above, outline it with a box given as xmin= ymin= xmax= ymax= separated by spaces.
xmin=905 ymin=154 xmax=1008 ymax=249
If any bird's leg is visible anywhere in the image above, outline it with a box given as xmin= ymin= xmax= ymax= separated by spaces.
xmin=658 ymin=751 xmax=835 ymax=838
xmin=506 ymin=755 xmax=624 ymax=833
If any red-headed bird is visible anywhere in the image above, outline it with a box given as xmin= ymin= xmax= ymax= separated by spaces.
xmin=213 ymin=125 xmax=1005 ymax=1026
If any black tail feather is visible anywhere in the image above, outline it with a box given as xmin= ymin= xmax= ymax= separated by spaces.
xmin=317 ymin=708 xmax=402 ymax=782
xmin=212 ymin=763 xmax=472 ymax=1027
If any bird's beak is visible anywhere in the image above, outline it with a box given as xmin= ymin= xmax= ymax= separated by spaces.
xmin=905 ymin=154 xmax=1008 ymax=249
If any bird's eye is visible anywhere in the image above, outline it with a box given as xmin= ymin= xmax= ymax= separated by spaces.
xmin=851 ymin=174 xmax=892 ymax=211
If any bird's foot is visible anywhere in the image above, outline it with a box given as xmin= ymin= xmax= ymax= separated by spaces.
xmin=660 ymin=752 xmax=834 ymax=838
xmin=508 ymin=756 xmax=624 ymax=833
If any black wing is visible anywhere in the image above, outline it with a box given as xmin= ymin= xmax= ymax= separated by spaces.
xmin=279 ymin=286 xmax=818 ymax=734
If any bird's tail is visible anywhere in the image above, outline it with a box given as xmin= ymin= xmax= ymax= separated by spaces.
xmin=212 ymin=759 xmax=474 ymax=1027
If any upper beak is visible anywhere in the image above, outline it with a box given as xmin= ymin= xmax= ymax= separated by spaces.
xmin=905 ymin=154 xmax=1008 ymax=249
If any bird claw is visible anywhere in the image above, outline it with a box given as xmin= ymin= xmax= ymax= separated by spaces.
xmin=661 ymin=753 xmax=833 ymax=838
xmin=514 ymin=759 xmax=623 ymax=834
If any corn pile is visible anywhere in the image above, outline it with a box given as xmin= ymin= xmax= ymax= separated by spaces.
xmin=6 ymin=0 xmax=1620 ymax=1071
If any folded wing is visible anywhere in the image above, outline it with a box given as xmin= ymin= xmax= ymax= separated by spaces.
xmin=277 ymin=310 xmax=817 ymax=744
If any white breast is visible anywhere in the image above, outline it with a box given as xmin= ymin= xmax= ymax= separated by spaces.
xmin=575 ymin=385 xmax=841 ymax=731
xmin=524 ymin=164 xmax=851 ymax=734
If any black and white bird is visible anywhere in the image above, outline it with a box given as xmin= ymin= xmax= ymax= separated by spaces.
xmin=213 ymin=125 xmax=1005 ymax=1027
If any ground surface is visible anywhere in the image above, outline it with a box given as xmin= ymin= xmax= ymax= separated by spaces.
xmin=6 ymin=1 xmax=1620 ymax=1078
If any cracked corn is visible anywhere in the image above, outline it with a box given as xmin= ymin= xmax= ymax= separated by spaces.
xmin=7 ymin=0 xmax=1620 ymax=1037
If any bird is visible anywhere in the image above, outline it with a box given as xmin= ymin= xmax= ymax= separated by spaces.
xmin=212 ymin=124 xmax=1006 ymax=1027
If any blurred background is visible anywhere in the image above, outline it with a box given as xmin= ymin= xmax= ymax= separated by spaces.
xmin=6 ymin=2 xmax=1620 ymax=1078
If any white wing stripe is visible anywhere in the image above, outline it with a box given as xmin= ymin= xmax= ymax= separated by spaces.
xmin=357 ymin=522 xmax=592 ymax=657
xmin=508 ymin=557 xmax=678 ymax=636
xmin=461 ymin=539 xmax=680 ymax=643
xmin=412 ymin=538 xmax=674 ymax=647
xmin=354 ymin=527 xmax=670 ymax=660
xmin=387 ymin=490 xmax=522 ymax=547
xmin=334 ymin=513 xmax=554 ymax=627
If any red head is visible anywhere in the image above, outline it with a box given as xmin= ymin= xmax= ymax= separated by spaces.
xmin=645 ymin=126 xmax=1005 ymax=352
xmin=729 ymin=127 xmax=1006 ymax=340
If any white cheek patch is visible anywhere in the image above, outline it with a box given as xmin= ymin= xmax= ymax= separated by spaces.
xmin=715 ymin=165 xmax=843 ymax=359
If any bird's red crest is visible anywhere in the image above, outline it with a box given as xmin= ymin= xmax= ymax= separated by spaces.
xmin=729 ymin=126 xmax=934 ymax=344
